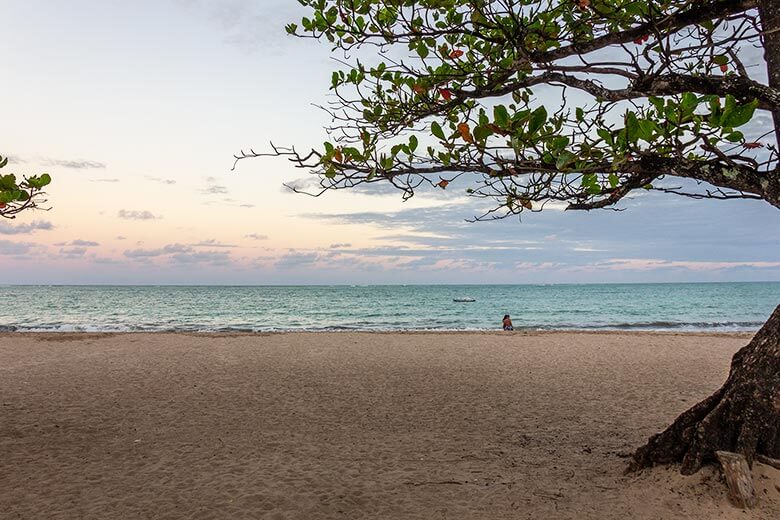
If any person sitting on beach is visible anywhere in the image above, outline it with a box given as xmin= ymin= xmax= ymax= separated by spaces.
xmin=502 ymin=314 xmax=513 ymax=331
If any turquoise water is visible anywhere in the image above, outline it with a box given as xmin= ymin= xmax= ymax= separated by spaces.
xmin=0 ymin=283 xmax=777 ymax=332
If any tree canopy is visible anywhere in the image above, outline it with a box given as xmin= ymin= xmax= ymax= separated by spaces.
xmin=0 ymin=154 xmax=52 ymax=219
xmin=235 ymin=0 xmax=780 ymax=218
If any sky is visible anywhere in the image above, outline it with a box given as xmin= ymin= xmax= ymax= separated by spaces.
xmin=1 ymin=0 xmax=778 ymax=285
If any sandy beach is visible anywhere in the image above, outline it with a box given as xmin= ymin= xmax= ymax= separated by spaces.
xmin=1 ymin=331 xmax=778 ymax=519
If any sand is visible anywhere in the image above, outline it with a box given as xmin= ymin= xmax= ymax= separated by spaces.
xmin=1 ymin=331 xmax=778 ymax=519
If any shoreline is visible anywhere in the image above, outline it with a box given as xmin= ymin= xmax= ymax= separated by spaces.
xmin=0 ymin=329 xmax=760 ymax=338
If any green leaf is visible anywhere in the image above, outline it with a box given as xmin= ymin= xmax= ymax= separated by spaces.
xmin=637 ymin=120 xmax=656 ymax=142
xmin=473 ymin=125 xmax=491 ymax=143
xmin=431 ymin=121 xmax=446 ymax=140
xmin=712 ymin=55 xmax=728 ymax=66
xmin=680 ymin=92 xmax=699 ymax=116
xmin=725 ymin=131 xmax=744 ymax=143
xmin=0 ymin=190 xmax=23 ymax=203
xmin=721 ymin=99 xmax=758 ymax=128
xmin=625 ymin=112 xmax=640 ymax=143
xmin=408 ymin=135 xmax=418 ymax=152
xmin=493 ymin=105 xmax=510 ymax=127
xmin=596 ymin=129 xmax=613 ymax=144
xmin=527 ymin=106 xmax=547 ymax=135
xmin=0 ymin=174 xmax=17 ymax=191
xmin=555 ymin=151 xmax=576 ymax=170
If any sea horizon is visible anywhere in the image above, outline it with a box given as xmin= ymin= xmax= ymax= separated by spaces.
xmin=0 ymin=280 xmax=777 ymax=287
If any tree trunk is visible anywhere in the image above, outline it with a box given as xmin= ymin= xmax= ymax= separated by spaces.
xmin=630 ymin=304 xmax=780 ymax=474
xmin=758 ymin=0 xmax=780 ymax=147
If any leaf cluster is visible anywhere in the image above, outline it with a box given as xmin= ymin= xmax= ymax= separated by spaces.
xmin=0 ymin=154 xmax=52 ymax=219
xmin=237 ymin=0 xmax=780 ymax=216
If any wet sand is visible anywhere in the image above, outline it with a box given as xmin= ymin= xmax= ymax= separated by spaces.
xmin=1 ymin=331 xmax=778 ymax=519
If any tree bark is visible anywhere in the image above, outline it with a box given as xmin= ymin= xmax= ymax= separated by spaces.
xmin=759 ymin=0 xmax=780 ymax=147
xmin=630 ymin=305 xmax=780 ymax=474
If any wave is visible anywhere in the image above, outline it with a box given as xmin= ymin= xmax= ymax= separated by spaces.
xmin=0 ymin=320 xmax=764 ymax=333
xmin=533 ymin=320 xmax=765 ymax=331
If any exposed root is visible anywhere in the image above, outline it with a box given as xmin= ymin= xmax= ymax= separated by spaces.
xmin=630 ymin=305 xmax=780 ymax=475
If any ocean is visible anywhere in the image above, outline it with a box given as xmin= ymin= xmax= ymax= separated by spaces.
xmin=0 ymin=282 xmax=777 ymax=333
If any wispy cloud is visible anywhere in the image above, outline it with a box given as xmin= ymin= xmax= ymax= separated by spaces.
xmin=245 ymin=233 xmax=268 ymax=240
xmin=170 ymin=251 xmax=232 ymax=265
xmin=44 ymin=158 xmax=106 ymax=169
xmin=124 ymin=243 xmax=191 ymax=258
xmin=276 ymin=251 xmax=322 ymax=268
xmin=203 ymin=176 xmax=228 ymax=195
xmin=146 ymin=176 xmax=177 ymax=185
xmin=597 ymin=258 xmax=780 ymax=272
xmin=0 ymin=220 xmax=53 ymax=235
xmin=70 ymin=239 xmax=100 ymax=247
xmin=330 ymin=243 xmax=352 ymax=249
xmin=204 ymin=184 xmax=229 ymax=195
xmin=118 ymin=209 xmax=160 ymax=220
xmin=90 ymin=178 xmax=120 ymax=183
xmin=191 ymin=239 xmax=236 ymax=248
xmin=59 ymin=247 xmax=88 ymax=258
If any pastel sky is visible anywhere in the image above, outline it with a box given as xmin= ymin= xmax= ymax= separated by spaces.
xmin=1 ymin=0 xmax=778 ymax=285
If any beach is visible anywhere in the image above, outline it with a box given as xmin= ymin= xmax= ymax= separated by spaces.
xmin=1 ymin=331 xmax=778 ymax=519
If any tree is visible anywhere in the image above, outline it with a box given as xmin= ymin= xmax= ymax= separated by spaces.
xmin=234 ymin=0 xmax=780 ymax=474
xmin=0 ymin=154 xmax=51 ymax=219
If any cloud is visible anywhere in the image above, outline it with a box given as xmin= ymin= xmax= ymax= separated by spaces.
xmin=93 ymin=257 xmax=124 ymax=265
xmin=191 ymin=239 xmax=236 ymax=248
xmin=245 ymin=233 xmax=268 ymax=240
xmin=70 ymin=239 xmax=100 ymax=247
xmin=170 ymin=251 xmax=232 ymax=265
xmin=59 ymin=247 xmax=88 ymax=258
xmin=572 ymin=246 xmax=609 ymax=252
xmin=123 ymin=243 xmax=234 ymax=266
xmin=116 ymin=236 xmax=126 ymax=240
xmin=204 ymin=184 xmax=229 ymax=195
xmin=201 ymin=176 xmax=229 ymax=195
xmin=146 ymin=176 xmax=177 ymax=185
xmin=44 ymin=158 xmax=106 ymax=169
xmin=330 ymin=243 xmax=352 ymax=249
xmin=0 ymin=220 xmax=54 ymax=235
xmin=275 ymin=251 xmax=322 ymax=268
xmin=597 ymin=258 xmax=780 ymax=272
xmin=118 ymin=209 xmax=160 ymax=220
xmin=203 ymin=197 xmax=255 ymax=209
xmin=124 ymin=243 xmax=192 ymax=258
xmin=90 ymin=178 xmax=120 ymax=183
xmin=0 ymin=239 xmax=35 ymax=255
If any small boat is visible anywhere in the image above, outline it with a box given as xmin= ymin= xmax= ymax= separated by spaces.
xmin=453 ymin=297 xmax=476 ymax=303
